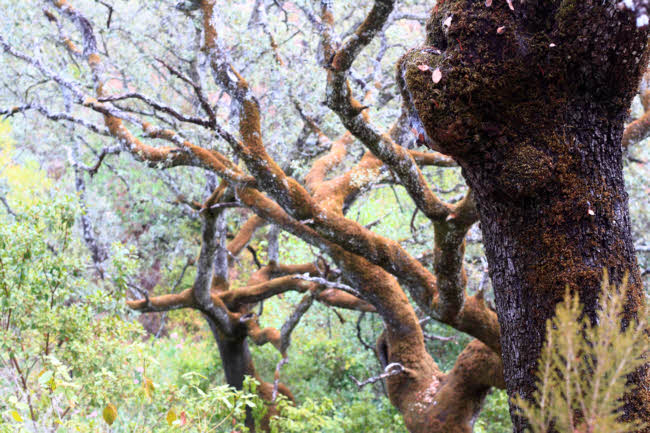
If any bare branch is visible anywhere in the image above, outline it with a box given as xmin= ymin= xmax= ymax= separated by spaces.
xmin=1 ymin=104 xmax=110 ymax=137
xmin=350 ymin=362 xmax=405 ymax=388
xmin=292 ymin=273 xmax=362 ymax=299
xmin=0 ymin=195 xmax=16 ymax=217
xmin=97 ymin=92 xmax=213 ymax=128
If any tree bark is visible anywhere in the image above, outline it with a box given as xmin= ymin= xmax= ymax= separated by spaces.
xmin=209 ymin=322 xmax=251 ymax=390
xmin=207 ymin=317 xmax=294 ymax=432
xmin=400 ymin=1 xmax=649 ymax=431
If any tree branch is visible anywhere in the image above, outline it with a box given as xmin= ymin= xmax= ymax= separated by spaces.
xmin=350 ymin=362 xmax=405 ymax=388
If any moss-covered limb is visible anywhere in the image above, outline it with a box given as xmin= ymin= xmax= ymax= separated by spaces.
xmin=236 ymin=167 xmax=501 ymax=348
xmin=319 ymin=1 xmax=456 ymax=225
xmin=218 ymin=276 xmax=313 ymax=311
xmin=201 ymin=180 xmax=227 ymax=210
xmin=305 ymin=133 xmax=352 ymax=193
xmin=623 ymin=108 xmax=650 ymax=147
xmin=246 ymin=262 xmax=320 ymax=287
xmin=398 ymin=340 xmax=504 ymax=433
xmin=310 ymin=128 xmax=496 ymax=349
xmin=126 ymin=289 xmax=196 ymax=312
xmin=312 ymin=151 xmax=384 ymax=213
xmin=427 ymin=189 xmax=480 ymax=324
xmin=226 ymin=215 xmax=266 ymax=257
xmin=231 ymin=237 xmax=375 ymax=312
xmin=307 ymin=140 xmax=497 ymax=349
xmin=330 ymin=0 xmax=396 ymax=72
xmin=244 ymin=316 xmax=283 ymax=351
xmin=432 ymin=220 xmax=469 ymax=321
xmin=324 ymin=72 xmax=452 ymax=222
xmin=409 ymin=149 xmax=457 ymax=167
xmin=127 ymin=265 xmax=372 ymax=316
xmin=315 ymin=288 xmax=377 ymax=312
xmin=44 ymin=0 xmax=255 ymax=185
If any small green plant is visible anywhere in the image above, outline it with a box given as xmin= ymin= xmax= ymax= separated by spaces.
xmin=514 ymin=274 xmax=649 ymax=433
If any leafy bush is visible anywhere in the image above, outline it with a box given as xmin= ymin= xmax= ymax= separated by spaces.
xmin=0 ymin=190 xmax=260 ymax=432
xmin=475 ymin=389 xmax=513 ymax=433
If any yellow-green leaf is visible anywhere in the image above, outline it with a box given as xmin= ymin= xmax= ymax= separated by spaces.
xmin=102 ymin=403 xmax=117 ymax=426
xmin=10 ymin=410 xmax=23 ymax=422
xmin=143 ymin=377 xmax=155 ymax=399
xmin=166 ymin=408 xmax=178 ymax=426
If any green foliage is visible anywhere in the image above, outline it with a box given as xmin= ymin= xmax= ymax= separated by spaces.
xmin=514 ymin=275 xmax=649 ymax=433
xmin=251 ymin=304 xmax=408 ymax=432
xmin=0 ymin=192 xmax=259 ymax=432
xmin=270 ymin=395 xmax=404 ymax=433
xmin=0 ymin=191 xmax=410 ymax=433
xmin=475 ymin=390 xmax=513 ymax=433
xmin=271 ymin=397 xmax=345 ymax=433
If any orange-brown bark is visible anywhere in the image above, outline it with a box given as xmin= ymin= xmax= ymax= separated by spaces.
xmin=623 ymin=69 xmax=650 ymax=147
xmin=226 ymin=215 xmax=266 ymax=257
xmin=623 ymin=111 xmax=650 ymax=147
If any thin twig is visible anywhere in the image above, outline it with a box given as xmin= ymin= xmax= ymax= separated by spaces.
xmin=292 ymin=273 xmax=363 ymax=298
xmin=350 ymin=362 xmax=405 ymax=388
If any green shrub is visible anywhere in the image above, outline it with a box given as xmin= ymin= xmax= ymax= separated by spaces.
xmin=0 ymin=193 xmax=260 ymax=432
xmin=514 ymin=275 xmax=649 ymax=433
xmin=475 ymin=389 xmax=513 ymax=433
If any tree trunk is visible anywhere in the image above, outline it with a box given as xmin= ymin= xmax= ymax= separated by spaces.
xmin=207 ymin=316 xmax=294 ymax=432
xmin=206 ymin=318 xmax=259 ymax=430
xmin=212 ymin=329 xmax=251 ymax=390
xmin=399 ymin=1 xmax=649 ymax=431
xmin=471 ymin=102 xmax=649 ymax=432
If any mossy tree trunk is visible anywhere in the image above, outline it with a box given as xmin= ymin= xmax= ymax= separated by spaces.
xmin=400 ymin=1 xmax=649 ymax=431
